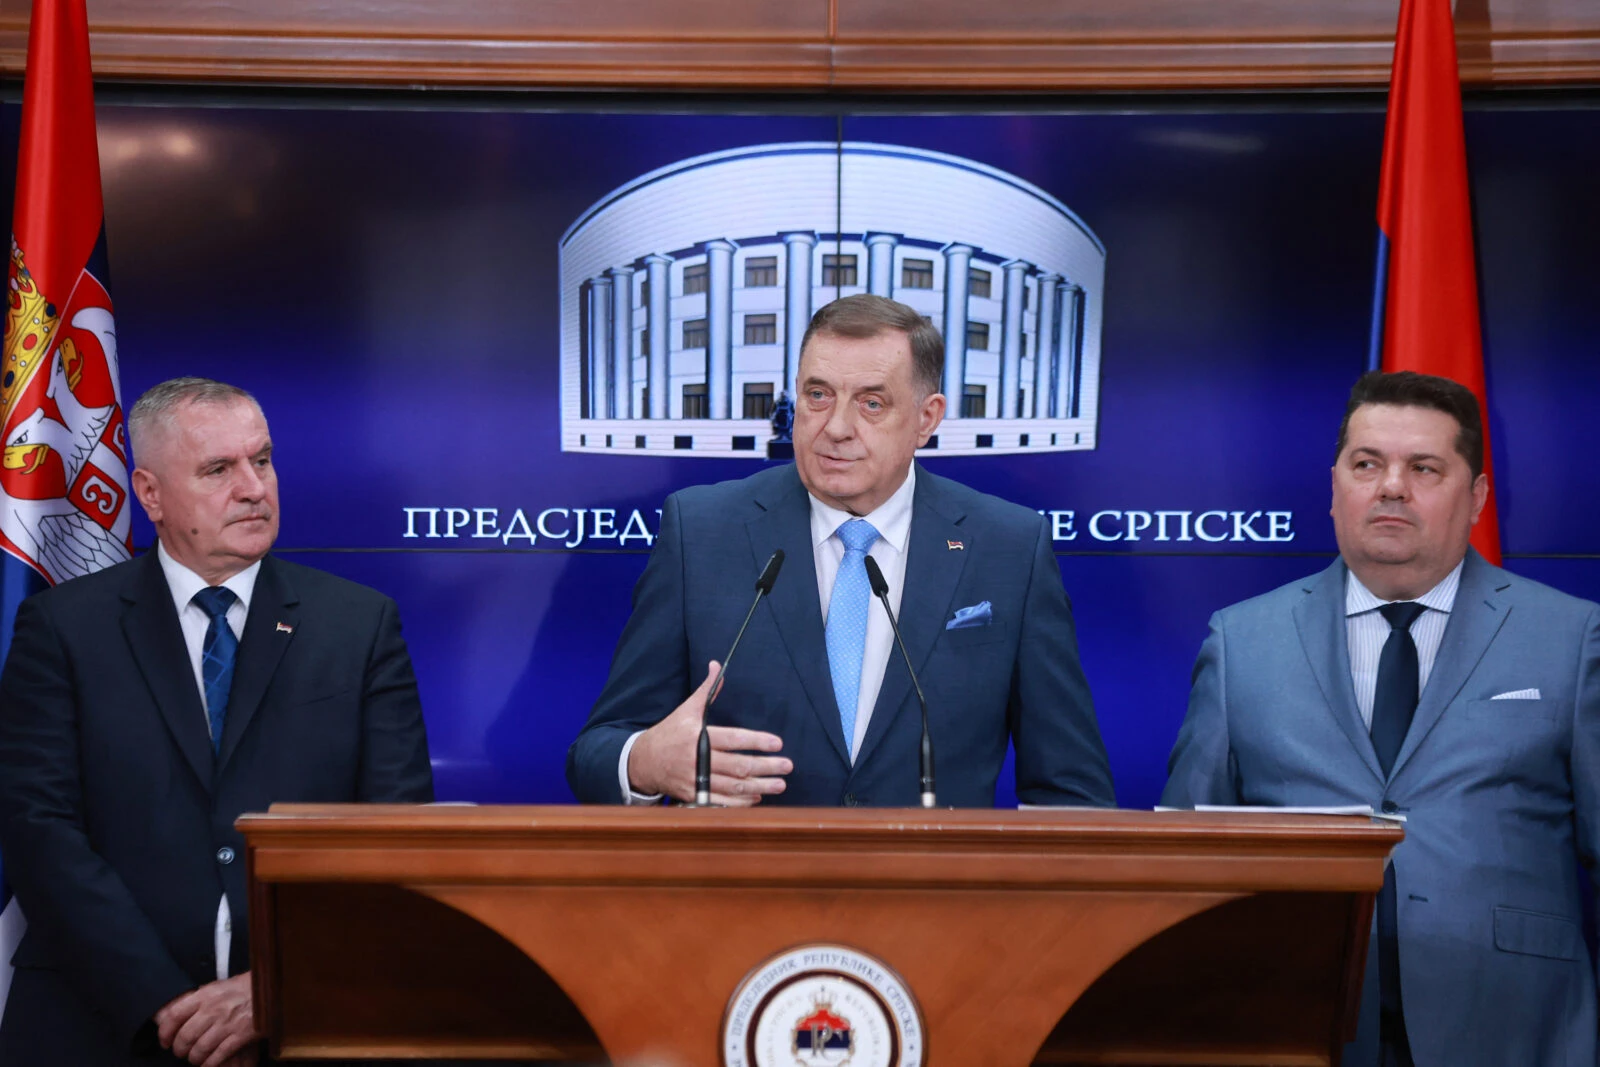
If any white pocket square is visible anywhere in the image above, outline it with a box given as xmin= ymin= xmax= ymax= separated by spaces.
xmin=1490 ymin=688 xmax=1541 ymax=700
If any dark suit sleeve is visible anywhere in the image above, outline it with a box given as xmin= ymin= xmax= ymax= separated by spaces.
xmin=566 ymin=492 xmax=693 ymax=803
xmin=1573 ymin=605 xmax=1600 ymax=990
xmin=1160 ymin=610 xmax=1242 ymax=807
xmin=355 ymin=596 xmax=434 ymax=802
xmin=0 ymin=596 xmax=195 ymax=1048
xmin=1010 ymin=518 xmax=1116 ymax=807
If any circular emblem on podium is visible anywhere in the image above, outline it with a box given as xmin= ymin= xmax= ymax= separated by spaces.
xmin=721 ymin=944 xmax=926 ymax=1067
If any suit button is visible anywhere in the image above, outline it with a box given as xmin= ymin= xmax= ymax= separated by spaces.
xmin=842 ymin=793 xmax=859 ymax=807
xmin=1380 ymin=800 xmax=1399 ymax=814
xmin=216 ymin=846 xmax=236 ymax=865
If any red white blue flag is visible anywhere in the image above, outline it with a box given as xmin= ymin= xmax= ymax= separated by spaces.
xmin=1 ymin=0 xmax=131 ymax=1010
xmin=1368 ymin=0 xmax=1501 ymax=564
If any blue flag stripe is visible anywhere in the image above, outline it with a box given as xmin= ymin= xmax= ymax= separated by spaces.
xmin=0 ymin=554 xmax=46 ymax=910
xmin=1367 ymin=229 xmax=1391 ymax=374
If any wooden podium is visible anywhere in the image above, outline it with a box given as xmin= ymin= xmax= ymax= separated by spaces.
xmin=237 ymin=805 xmax=1401 ymax=1066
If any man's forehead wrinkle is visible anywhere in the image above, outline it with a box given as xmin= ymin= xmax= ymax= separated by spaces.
xmin=1348 ymin=443 xmax=1451 ymax=459
xmin=188 ymin=433 xmax=272 ymax=469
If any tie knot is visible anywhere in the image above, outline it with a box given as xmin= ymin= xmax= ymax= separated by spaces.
xmin=836 ymin=518 xmax=879 ymax=555
xmin=1378 ymin=601 xmax=1425 ymax=632
xmin=192 ymin=586 xmax=238 ymax=620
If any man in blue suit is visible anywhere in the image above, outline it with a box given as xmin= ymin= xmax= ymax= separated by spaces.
xmin=1163 ymin=371 xmax=1599 ymax=1066
xmin=568 ymin=294 xmax=1113 ymax=809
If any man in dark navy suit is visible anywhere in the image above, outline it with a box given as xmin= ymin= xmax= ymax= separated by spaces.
xmin=0 ymin=378 xmax=433 ymax=1066
xmin=568 ymin=295 xmax=1113 ymax=808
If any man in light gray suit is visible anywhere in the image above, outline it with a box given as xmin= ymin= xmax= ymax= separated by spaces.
xmin=1163 ymin=371 xmax=1599 ymax=1067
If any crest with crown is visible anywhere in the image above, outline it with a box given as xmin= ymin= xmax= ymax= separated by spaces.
xmin=3 ymin=239 xmax=58 ymax=428
xmin=0 ymin=237 xmax=132 ymax=585
xmin=790 ymin=990 xmax=853 ymax=1065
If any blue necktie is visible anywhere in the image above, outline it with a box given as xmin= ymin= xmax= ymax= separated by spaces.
xmin=1370 ymin=601 xmax=1425 ymax=777
xmin=194 ymin=586 xmax=239 ymax=754
xmin=825 ymin=519 xmax=879 ymax=759
xmin=1371 ymin=600 xmax=1425 ymax=1067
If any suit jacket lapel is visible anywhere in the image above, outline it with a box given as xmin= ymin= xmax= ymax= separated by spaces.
xmin=218 ymin=556 xmax=299 ymax=771
xmin=746 ymin=468 xmax=851 ymax=768
xmin=854 ymin=467 xmax=968 ymax=772
xmin=1389 ymin=550 xmax=1510 ymax=780
xmin=120 ymin=552 xmax=214 ymax=789
xmin=1292 ymin=558 xmax=1385 ymax=787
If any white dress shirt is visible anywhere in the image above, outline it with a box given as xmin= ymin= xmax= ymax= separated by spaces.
xmin=155 ymin=542 xmax=260 ymax=982
xmin=1345 ymin=559 xmax=1463 ymax=729
xmin=618 ymin=466 xmax=917 ymax=801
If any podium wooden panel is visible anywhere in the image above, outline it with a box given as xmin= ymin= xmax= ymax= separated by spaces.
xmin=238 ymin=805 xmax=1402 ymax=1066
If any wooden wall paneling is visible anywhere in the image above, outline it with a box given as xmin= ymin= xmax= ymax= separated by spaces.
xmin=0 ymin=0 xmax=837 ymax=88
xmin=0 ymin=0 xmax=1592 ymax=89
xmin=0 ymin=0 xmax=1597 ymax=89
xmin=828 ymin=0 xmax=1600 ymax=88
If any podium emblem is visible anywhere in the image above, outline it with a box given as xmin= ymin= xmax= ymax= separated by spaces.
xmin=722 ymin=944 xmax=925 ymax=1067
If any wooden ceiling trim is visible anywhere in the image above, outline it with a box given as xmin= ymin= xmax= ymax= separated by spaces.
xmin=0 ymin=3 xmax=1594 ymax=91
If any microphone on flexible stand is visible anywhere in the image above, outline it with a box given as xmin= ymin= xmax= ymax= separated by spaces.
xmin=695 ymin=549 xmax=786 ymax=806
xmin=863 ymin=555 xmax=936 ymax=809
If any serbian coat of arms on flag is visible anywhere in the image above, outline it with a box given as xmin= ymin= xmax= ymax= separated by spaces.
xmin=1 ymin=0 xmax=133 ymax=589
xmin=0 ymin=0 xmax=136 ymax=1016
xmin=1 ymin=239 xmax=132 ymax=584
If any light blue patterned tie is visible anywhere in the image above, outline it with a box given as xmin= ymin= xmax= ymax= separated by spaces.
xmin=193 ymin=586 xmax=239 ymax=753
xmin=825 ymin=518 xmax=879 ymax=759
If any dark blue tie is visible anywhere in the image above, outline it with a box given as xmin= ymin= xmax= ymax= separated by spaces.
xmin=1371 ymin=601 xmax=1425 ymax=777
xmin=193 ymin=586 xmax=239 ymax=754
xmin=1371 ymin=600 xmax=1424 ymax=1067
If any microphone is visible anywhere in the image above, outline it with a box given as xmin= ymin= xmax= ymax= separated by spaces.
xmin=863 ymin=555 xmax=936 ymax=809
xmin=695 ymin=549 xmax=785 ymax=806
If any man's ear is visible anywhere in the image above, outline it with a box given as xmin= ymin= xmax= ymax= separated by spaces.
xmin=1469 ymin=471 xmax=1490 ymax=525
xmin=917 ymin=392 xmax=946 ymax=446
xmin=131 ymin=467 xmax=162 ymax=524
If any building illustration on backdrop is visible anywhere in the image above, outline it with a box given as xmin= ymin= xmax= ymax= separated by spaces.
xmin=558 ymin=142 xmax=1105 ymax=457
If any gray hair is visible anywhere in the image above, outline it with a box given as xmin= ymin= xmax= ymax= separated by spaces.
xmin=128 ymin=377 xmax=261 ymax=464
xmin=801 ymin=294 xmax=945 ymax=398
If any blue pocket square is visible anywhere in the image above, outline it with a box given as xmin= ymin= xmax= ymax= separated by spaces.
xmin=946 ymin=601 xmax=993 ymax=629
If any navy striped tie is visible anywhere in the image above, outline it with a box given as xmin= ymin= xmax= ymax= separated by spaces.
xmin=193 ymin=586 xmax=239 ymax=753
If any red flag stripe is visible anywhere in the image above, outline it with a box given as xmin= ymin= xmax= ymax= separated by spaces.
xmin=13 ymin=0 xmax=104 ymax=310
xmin=1374 ymin=0 xmax=1501 ymax=564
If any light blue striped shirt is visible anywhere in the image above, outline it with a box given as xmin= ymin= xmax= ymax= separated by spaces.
xmin=1345 ymin=559 xmax=1465 ymax=729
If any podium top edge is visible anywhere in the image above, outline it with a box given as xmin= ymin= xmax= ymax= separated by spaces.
xmin=237 ymin=803 xmax=1405 ymax=843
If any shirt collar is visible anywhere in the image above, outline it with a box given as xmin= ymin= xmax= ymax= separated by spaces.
xmin=1345 ymin=557 xmax=1464 ymax=617
xmin=808 ymin=464 xmax=917 ymax=555
xmin=157 ymin=540 xmax=262 ymax=614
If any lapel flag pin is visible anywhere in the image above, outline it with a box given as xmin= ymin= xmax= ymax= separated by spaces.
xmin=276 ymin=622 xmax=295 ymax=635
xmin=947 ymin=540 xmax=964 ymax=551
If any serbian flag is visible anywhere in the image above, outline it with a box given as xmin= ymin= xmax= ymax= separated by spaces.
xmin=1367 ymin=0 xmax=1500 ymax=564
xmin=0 ymin=0 xmax=133 ymax=1011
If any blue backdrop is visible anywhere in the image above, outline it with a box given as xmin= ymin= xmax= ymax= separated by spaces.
xmin=3 ymin=95 xmax=1596 ymax=809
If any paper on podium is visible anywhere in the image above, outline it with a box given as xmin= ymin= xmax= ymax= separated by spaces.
xmin=1154 ymin=803 xmax=1405 ymax=823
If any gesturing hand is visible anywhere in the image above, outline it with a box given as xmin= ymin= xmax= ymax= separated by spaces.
xmin=627 ymin=660 xmax=792 ymax=805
